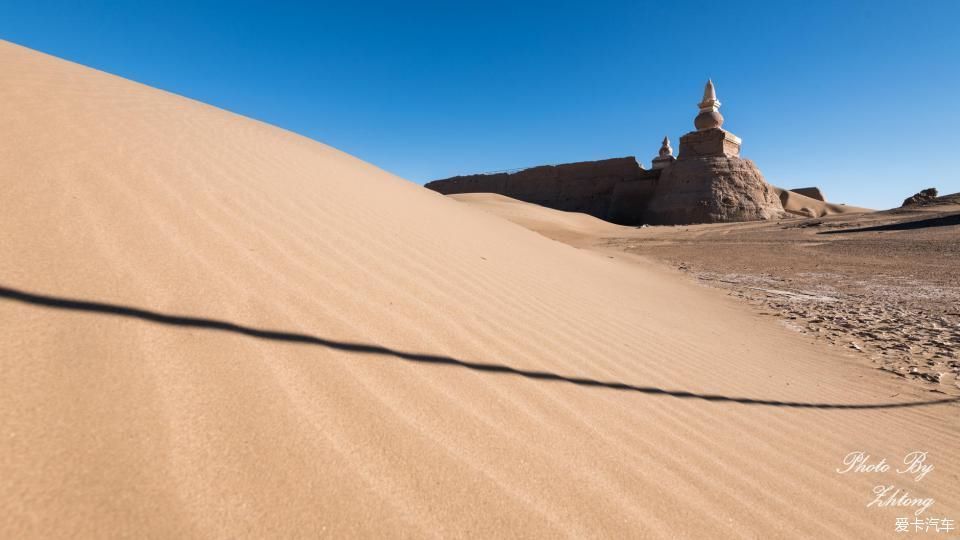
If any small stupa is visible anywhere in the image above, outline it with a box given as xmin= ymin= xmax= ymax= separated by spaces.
xmin=645 ymin=80 xmax=784 ymax=224
xmin=651 ymin=136 xmax=676 ymax=169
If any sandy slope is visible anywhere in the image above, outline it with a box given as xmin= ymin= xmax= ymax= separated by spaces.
xmin=1 ymin=41 xmax=958 ymax=539
xmin=775 ymin=187 xmax=873 ymax=218
xmin=449 ymin=193 xmax=630 ymax=245
xmin=455 ymin=193 xmax=960 ymax=392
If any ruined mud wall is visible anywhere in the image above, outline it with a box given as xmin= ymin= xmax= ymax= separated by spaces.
xmin=425 ymin=157 xmax=660 ymax=225
xmin=789 ymin=187 xmax=826 ymax=201
xmin=645 ymin=156 xmax=784 ymax=225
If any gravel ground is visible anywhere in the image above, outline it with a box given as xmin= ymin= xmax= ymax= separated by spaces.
xmin=601 ymin=195 xmax=960 ymax=395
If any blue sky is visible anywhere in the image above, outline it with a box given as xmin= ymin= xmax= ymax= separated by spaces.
xmin=2 ymin=0 xmax=958 ymax=209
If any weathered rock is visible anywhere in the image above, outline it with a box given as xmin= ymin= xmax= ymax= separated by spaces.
xmin=645 ymin=156 xmax=785 ymax=225
xmin=902 ymin=187 xmax=939 ymax=207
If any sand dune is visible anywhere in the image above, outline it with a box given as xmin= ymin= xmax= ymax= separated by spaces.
xmin=1 ymin=40 xmax=958 ymax=538
xmin=775 ymin=187 xmax=873 ymax=217
xmin=449 ymin=193 xmax=630 ymax=245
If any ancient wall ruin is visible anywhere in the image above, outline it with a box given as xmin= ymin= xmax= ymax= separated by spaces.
xmin=790 ymin=187 xmax=826 ymax=201
xmin=425 ymin=157 xmax=661 ymax=225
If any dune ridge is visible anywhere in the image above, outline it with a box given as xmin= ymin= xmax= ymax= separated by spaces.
xmin=775 ymin=187 xmax=872 ymax=217
xmin=1 ymin=40 xmax=958 ymax=538
xmin=449 ymin=192 xmax=630 ymax=244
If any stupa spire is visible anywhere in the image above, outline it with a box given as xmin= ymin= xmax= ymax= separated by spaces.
xmin=699 ymin=79 xmax=719 ymax=109
xmin=694 ymin=79 xmax=724 ymax=131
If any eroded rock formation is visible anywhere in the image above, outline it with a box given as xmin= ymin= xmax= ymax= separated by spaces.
xmin=645 ymin=156 xmax=783 ymax=224
xmin=902 ymin=188 xmax=939 ymax=207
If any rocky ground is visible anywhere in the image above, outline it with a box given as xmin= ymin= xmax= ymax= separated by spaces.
xmin=601 ymin=194 xmax=960 ymax=396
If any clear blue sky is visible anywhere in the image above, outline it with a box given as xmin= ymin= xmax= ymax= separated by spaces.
xmin=2 ymin=0 xmax=958 ymax=209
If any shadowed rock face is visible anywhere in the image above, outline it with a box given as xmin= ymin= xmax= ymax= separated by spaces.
xmin=645 ymin=156 xmax=785 ymax=225
xmin=902 ymin=188 xmax=939 ymax=207
xmin=790 ymin=187 xmax=826 ymax=201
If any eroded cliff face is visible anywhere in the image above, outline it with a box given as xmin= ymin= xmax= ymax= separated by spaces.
xmin=644 ymin=156 xmax=785 ymax=225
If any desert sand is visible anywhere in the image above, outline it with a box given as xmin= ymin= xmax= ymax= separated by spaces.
xmin=2 ymin=40 xmax=959 ymax=538
xmin=457 ymin=192 xmax=960 ymax=393
xmin=775 ymin=187 xmax=873 ymax=218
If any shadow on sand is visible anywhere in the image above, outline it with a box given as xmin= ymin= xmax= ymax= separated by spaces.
xmin=818 ymin=213 xmax=960 ymax=234
xmin=1 ymin=283 xmax=957 ymax=411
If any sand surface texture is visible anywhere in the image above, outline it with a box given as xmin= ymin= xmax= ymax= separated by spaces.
xmin=2 ymin=42 xmax=958 ymax=538
xmin=458 ymin=192 xmax=960 ymax=394
xmin=775 ymin=187 xmax=873 ymax=218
